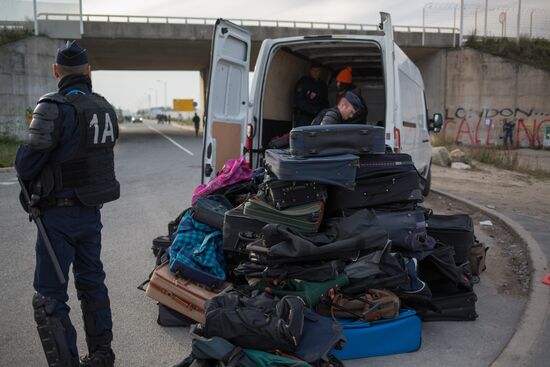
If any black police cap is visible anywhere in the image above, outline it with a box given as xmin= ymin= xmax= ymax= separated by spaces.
xmin=56 ymin=41 xmax=88 ymax=66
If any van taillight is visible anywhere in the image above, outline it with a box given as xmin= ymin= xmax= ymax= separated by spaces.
xmin=393 ymin=127 xmax=401 ymax=153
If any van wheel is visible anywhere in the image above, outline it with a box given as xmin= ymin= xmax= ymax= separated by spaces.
xmin=422 ymin=164 xmax=432 ymax=197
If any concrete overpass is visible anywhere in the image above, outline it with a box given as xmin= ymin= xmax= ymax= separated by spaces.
xmin=33 ymin=13 xmax=459 ymax=71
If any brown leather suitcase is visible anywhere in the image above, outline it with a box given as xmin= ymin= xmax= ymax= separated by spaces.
xmin=145 ymin=262 xmax=231 ymax=324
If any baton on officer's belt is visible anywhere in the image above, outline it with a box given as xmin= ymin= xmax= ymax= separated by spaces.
xmin=18 ymin=177 xmax=66 ymax=285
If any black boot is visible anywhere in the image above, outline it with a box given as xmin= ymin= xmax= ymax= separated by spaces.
xmin=79 ymin=345 xmax=115 ymax=367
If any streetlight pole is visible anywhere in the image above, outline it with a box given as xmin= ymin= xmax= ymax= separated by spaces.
xmin=516 ymin=0 xmax=522 ymax=44
xmin=422 ymin=4 xmax=426 ymax=47
xmin=459 ymin=0 xmax=464 ymax=46
xmin=157 ymin=80 xmax=167 ymax=109
xmin=33 ymin=0 xmax=38 ymax=35
xmin=484 ymin=0 xmax=488 ymax=37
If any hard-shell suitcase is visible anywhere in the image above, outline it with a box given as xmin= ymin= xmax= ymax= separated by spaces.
xmin=263 ymin=180 xmax=327 ymax=210
xmin=289 ymin=124 xmax=385 ymax=157
xmin=418 ymin=291 xmax=478 ymax=322
xmin=191 ymin=195 xmax=234 ymax=230
xmin=243 ymin=197 xmax=324 ymax=234
xmin=145 ymin=262 xmax=231 ymax=324
xmin=327 ymin=170 xmax=423 ymax=212
xmin=331 ymin=309 xmax=422 ymax=360
xmin=426 ymin=214 xmax=474 ymax=265
xmin=265 ymin=149 xmax=359 ymax=190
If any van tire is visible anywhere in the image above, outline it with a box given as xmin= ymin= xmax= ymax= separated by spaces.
xmin=422 ymin=163 xmax=432 ymax=197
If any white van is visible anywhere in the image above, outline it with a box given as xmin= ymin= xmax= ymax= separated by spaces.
xmin=201 ymin=12 xmax=443 ymax=195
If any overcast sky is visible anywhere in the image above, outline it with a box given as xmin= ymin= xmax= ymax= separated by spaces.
xmin=54 ymin=0 xmax=546 ymax=112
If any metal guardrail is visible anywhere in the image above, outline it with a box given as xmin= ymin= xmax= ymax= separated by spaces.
xmin=35 ymin=13 xmax=459 ymax=34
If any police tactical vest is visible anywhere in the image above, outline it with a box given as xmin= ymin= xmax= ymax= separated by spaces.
xmin=54 ymin=93 xmax=120 ymax=206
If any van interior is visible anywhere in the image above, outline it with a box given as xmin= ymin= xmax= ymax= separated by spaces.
xmin=258 ymin=40 xmax=387 ymax=150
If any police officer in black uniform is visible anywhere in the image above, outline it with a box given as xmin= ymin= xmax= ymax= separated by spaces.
xmin=311 ymin=91 xmax=364 ymax=126
xmin=15 ymin=41 xmax=119 ymax=367
xmin=292 ymin=64 xmax=329 ymax=127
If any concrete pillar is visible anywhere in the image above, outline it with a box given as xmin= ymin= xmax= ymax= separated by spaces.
xmin=0 ymin=37 xmax=61 ymax=140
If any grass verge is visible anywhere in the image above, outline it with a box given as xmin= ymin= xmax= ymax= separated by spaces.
xmin=0 ymin=137 xmax=20 ymax=168
xmin=463 ymin=146 xmax=550 ymax=179
xmin=0 ymin=28 xmax=33 ymax=47
xmin=465 ymin=37 xmax=550 ymax=72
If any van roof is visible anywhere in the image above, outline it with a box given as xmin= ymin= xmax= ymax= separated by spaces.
xmin=269 ymin=36 xmax=386 ymax=78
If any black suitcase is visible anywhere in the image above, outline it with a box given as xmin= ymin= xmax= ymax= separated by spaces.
xmin=418 ymin=291 xmax=478 ymax=321
xmin=265 ymin=149 xmax=359 ymax=190
xmin=327 ymin=170 xmax=423 ymax=212
xmin=426 ymin=214 xmax=474 ymax=265
xmin=355 ymin=153 xmax=417 ymax=179
xmin=152 ymin=235 xmax=171 ymax=257
xmin=263 ymin=180 xmax=327 ymax=210
xmin=191 ymin=195 xmax=234 ymax=230
xmin=289 ymin=124 xmax=385 ymax=157
xmin=222 ymin=205 xmax=265 ymax=252
xmin=157 ymin=304 xmax=196 ymax=327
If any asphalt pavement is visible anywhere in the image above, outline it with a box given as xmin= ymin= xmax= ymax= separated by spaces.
xmin=0 ymin=121 xmax=531 ymax=366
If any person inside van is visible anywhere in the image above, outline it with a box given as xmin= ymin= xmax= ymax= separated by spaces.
xmin=335 ymin=66 xmax=354 ymax=103
xmin=334 ymin=66 xmax=368 ymax=124
xmin=311 ymin=91 xmax=364 ymax=125
xmin=292 ymin=64 xmax=328 ymax=127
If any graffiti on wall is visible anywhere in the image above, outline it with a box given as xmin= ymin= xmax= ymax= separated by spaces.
xmin=442 ymin=107 xmax=550 ymax=147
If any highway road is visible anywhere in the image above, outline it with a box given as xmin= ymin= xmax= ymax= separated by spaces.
xmin=0 ymin=121 xmax=527 ymax=366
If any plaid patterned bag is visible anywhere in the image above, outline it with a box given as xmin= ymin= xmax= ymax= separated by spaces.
xmin=168 ymin=211 xmax=226 ymax=288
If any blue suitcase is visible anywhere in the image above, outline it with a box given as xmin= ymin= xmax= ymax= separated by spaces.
xmin=264 ymin=149 xmax=359 ymax=190
xmin=289 ymin=124 xmax=385 ymax=157
xmin=332 ymin=309 xmax=422 ymax=360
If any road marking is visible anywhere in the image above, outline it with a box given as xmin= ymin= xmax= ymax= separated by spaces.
xmin=147 ymin=126 xmax=194 ymax=156
xmin=0 ymin=182 xmax=17 ymax=186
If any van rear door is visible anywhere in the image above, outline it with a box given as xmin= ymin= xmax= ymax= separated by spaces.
xmin=202 ymin=19 xmax=251 ymax=183
xmin=380 ymin=12 xmax=397 ymax=150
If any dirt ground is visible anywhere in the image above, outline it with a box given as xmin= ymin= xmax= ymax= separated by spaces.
xmin=424 ymin=191 xmax=530 ymax=297
xmin=431 ymin=161 xmax=550 ymax=223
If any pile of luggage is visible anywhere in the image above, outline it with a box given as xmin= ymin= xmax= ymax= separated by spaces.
xmin=141 ymin=124 xmax=488 ymax=366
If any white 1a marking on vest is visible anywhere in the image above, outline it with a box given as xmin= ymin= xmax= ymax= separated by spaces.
xmin=89 ymin=113 xmax=99 ymax=144
xmin=102 ymin=113 xmax=115 ymax=143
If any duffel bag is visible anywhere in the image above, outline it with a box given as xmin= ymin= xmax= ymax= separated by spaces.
xmin=316 ymin=289 xmax=400 ymax=322
xmin=203 ymin=290 xmax=305 ymax=353
xmin=261 ymin=274 xmax=349 ymax=307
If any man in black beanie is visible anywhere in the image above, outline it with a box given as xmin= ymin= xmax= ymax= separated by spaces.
xmin=15 ymin=41 xmax=119 ymax=367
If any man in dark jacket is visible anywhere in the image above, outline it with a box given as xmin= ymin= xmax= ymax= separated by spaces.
xmin=15 ymin=41 xmax=119 ymax=367
xmin=311 ymin=91 xmax=364 ymax=125
xmin=293 ymin=64 xmax=329 ymax=127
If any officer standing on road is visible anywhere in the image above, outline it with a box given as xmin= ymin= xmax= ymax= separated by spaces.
xmin=192 ymin=112 xmax=200 ymax=137
xmin=311 ymin=91 xmax=364 ymax=125
xmin=15 ymin=41 xmax=119 ymax=367
xmin=292 ymin=64 xmax=328 ymax=127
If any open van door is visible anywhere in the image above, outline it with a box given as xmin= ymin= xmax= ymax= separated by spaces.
xmin=380 ymin=12 xmax=398 ymax=151
xmin=202 ymin=19 xmax=251 ymax=183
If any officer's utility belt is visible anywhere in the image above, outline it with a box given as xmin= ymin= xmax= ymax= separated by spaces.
xmin=55 ymin=198 xmax=81 ymax=207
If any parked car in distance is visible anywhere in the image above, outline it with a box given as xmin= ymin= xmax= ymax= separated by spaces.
xmin=132 ymin=116 xmax=144 ymax=123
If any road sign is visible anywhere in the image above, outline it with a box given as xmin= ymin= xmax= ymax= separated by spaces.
xmin=173 ymin=99 xmax=195 ymax=111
